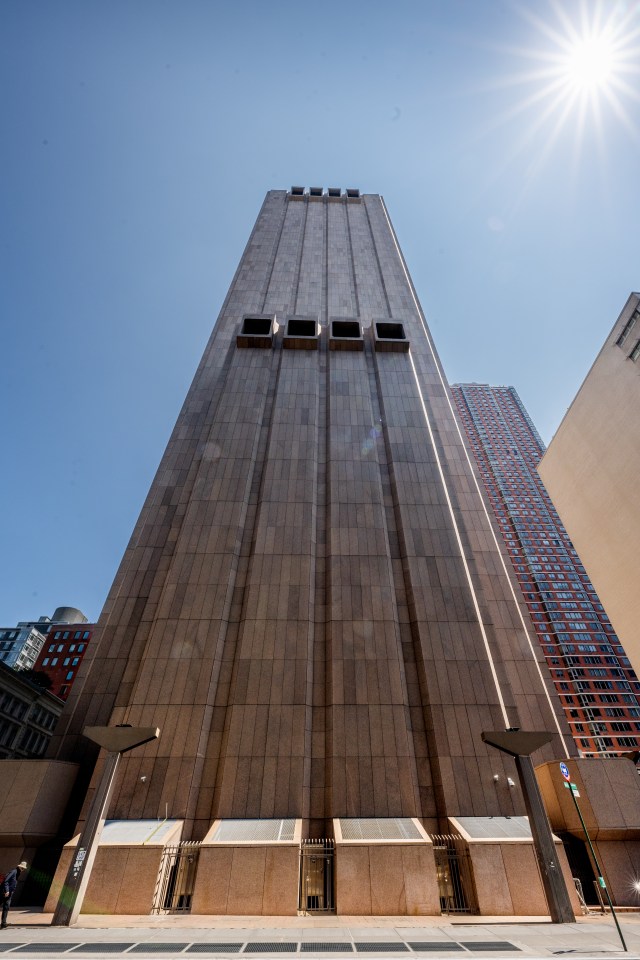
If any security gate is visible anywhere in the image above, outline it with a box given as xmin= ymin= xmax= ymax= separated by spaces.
xmin=152 ymin=842 xmax=201 ymax=913
xmin=299 ymin=839 xmax=335 ymax=913
xmin=431 ymin=834 xmax=477 ymax=914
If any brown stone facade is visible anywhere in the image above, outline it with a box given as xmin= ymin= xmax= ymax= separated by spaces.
xmin=40 ymin=190 xmax=578 ymax=913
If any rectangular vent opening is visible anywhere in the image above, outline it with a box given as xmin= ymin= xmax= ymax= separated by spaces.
xmin=346 ymin=188 xmax=360 ymax=198
xmin=309 ymin=187 xmax=323 ymax=197
xmin=376 ymin=322 xmax=406 ymax=340
xmin=291 ymin=186 xmax=305 ymax=196
xmin=237 ymin=315 xmax=275 ymax=349
xmin=242 ymin=317 xmax=272 ymax=336
xmin=287 ymin=318 xmax=317 ymax=337
xmin=374 ymin=320 xmax=410 ymax=353
xmin=331 ymin=321 xmax=361 ymax=339
xmin=328 ymin=187 xmax=341 ymax=197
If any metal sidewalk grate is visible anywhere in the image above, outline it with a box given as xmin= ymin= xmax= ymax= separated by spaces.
xmin=354 ymin=945 xmax=409 ymax=953
xmin=13 ymin=947 xmax=78 ymax=954
xmin=300 ymin=946 xmax=353 ymax=953
xmin=407 ymin=947 xmax=462 ymax=953
xmin=70 ymin=946 xmax=135 ymax=954
xmin=242 ymin=946 xmax=298 ymax=954
xmin=128 ymin=946 xmax=189 ymax=954
xmin=459 ymin=946 xmax=520 ymax=953
xmin=185 ymin=947 xmax=243 ymax=954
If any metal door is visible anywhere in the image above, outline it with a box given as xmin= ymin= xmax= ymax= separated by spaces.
xmin=152 ymin=842 xmax=201 ymax=913
xmin=299 ymin=839 xmax=335 ymax=913
xmin=431 ymin=834 xmax=477 ymax=914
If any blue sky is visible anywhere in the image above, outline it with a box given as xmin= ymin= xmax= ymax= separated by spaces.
xmin=1 ymin=0 xmax=639 ymax=624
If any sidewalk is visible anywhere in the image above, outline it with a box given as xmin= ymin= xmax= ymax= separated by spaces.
xmin=0 ymin=911 xmax=639 ymax=959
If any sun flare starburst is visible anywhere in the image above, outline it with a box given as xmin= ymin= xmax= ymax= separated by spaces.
xmin=481 ymin=0 xmax=640 ymax=185
xmin=518 ymin=0 xmax=640 ymax=139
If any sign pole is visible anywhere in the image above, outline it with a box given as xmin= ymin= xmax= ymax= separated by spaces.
xmin=568 ymin=784 xmax=627 ymax=953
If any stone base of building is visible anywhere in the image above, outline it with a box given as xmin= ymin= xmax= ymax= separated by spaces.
xmin=41 ymin=815 xmax=582 ymax=917
xmin=537 ymin=756 xmax=640 ymax=907
xmin=43 ymin=820 xmax=184 ymax=915
xmin=333 ymin=818 xmax=440 ymax=915
xmin=449 ymin=818 xmax=580 ymax=916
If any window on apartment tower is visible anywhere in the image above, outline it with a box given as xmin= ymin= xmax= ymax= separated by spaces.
xmin=616 ymin=311 xmax=639 ymax=346
xmin=629 ymin=339 xmax=640 ymax=362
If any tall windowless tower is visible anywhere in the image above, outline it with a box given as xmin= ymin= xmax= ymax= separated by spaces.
xmin=45 ymin=190 xmax=575 ymax=914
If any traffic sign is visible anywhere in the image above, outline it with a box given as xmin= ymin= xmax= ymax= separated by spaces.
xmin=559 ymin=761 xmax=571 ymax=782
xmin=570 ymin=783 xmax=580 ymax=797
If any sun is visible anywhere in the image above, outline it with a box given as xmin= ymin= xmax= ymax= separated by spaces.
xmin=563 ymin=33 xmax=617 ymax=91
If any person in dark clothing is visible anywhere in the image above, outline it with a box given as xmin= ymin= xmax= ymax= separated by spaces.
xmin=1 ymin=861 xmax=27 ymax=929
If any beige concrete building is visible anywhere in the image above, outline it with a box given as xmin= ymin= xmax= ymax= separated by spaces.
xmin=539 ymin=292 xmax=640 ymax=675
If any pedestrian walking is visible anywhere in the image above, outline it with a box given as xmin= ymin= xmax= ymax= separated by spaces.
xmin=1 ymin=861 xmax=27 ymax=929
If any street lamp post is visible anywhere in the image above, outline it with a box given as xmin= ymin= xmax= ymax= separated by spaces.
xmin=482 ymin=730 xmax=575 ymax=924
xmin=52 ymin=724 xmax=160 ymax=926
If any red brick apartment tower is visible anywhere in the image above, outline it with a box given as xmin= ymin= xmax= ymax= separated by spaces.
xmin=34 ymin=624 xmax=94 ymax=701
xmin=452 ymin=383 xmax=640 ymax=756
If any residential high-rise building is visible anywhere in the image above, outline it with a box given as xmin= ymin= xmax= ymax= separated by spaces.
xmin=539 ymin=292 xmax=640 ymax=675
xmin=452 ymin=383 xmax=640 ymax=758
xmin=9 ymin=188 xmax=618 ymax=916
xmin=0 ymin=623 xmax=48 ymax=671
xmin=0 ymin=608 xmax=88 ymax=675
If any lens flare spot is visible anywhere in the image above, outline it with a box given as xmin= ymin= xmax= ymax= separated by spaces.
xmin=361 ymin=424 xmax=382 ymax=456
